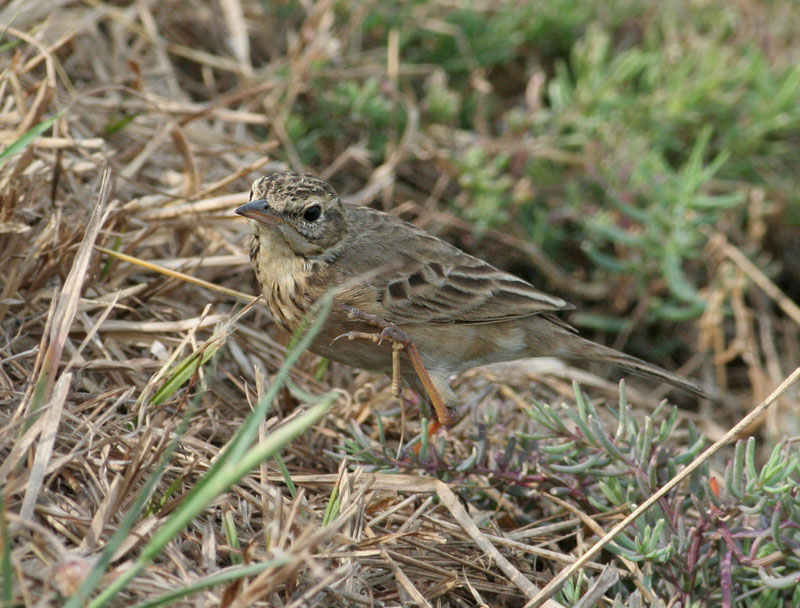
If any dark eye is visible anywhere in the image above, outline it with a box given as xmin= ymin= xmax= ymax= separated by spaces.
xmin=303 ymin=204 xmax=322 ymax=222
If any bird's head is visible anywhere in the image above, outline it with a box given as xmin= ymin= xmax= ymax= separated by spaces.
xmin=235 ymin=171 xmax=347 ymax=256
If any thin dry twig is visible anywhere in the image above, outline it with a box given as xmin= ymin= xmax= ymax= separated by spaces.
xmin=710 ymin=231 xmax=800 ymax=328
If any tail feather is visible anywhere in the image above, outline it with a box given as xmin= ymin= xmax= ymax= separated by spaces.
xmin=564 ymin=337 xmax=708 ymax=399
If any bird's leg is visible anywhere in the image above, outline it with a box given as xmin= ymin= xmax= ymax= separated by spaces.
xmin=390 ymin=342 xmax=402 ymax=398
xmin=331 ymin=304 xmax=457 ymax=427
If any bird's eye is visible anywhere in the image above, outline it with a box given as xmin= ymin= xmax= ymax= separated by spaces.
xmin=303 ymin=204 xmax=322 ymax=222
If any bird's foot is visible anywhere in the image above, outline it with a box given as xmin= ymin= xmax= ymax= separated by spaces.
xmin=331 ymin=304 xmax=456 ymax=427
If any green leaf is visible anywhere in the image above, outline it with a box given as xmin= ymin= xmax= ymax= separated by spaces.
xmin=0 ymin=109 xmax=66 ymax=168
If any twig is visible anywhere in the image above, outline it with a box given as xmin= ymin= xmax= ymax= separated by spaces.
xmin=95 ymin=246 xmax=254 ymax=302
xmin=711 ymin=231 xmax=800 ymax=327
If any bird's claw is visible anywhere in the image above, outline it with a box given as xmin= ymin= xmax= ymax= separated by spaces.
xmin=331 ymin=330 xmax=382 ymax=345
xmin=331 ymin=304 xmax=453 ymax=428
xmin=330 ymin=327 xmax=408 ymax=349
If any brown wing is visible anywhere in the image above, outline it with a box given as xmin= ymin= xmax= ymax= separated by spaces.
xmin=331 ymin=206 xmax=574 ymax=326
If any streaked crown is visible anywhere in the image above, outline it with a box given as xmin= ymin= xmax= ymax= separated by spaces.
xmin=250 ymin=171 xmax=339 ymax=213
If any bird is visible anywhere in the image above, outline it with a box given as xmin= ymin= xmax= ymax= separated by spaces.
xmin=235 ymin=171 xmax=706 ymax=426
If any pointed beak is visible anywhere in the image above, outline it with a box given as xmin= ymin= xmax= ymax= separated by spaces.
xmin=235 ymin=199 xmax=283 ymax=224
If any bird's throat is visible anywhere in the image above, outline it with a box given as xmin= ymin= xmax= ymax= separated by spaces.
xmin=251 ymin=226 xmax=315 ymax=332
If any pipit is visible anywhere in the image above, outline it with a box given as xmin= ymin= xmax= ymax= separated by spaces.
xmin=236 ymin=172 xmax=706 ymax=426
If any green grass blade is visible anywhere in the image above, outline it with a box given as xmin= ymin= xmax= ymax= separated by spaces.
xmin=84 ymin=393 xmax=337 ymax=608
xmin=1 ymin=495 xmax=11 ymax=603
xmin=71 ymin=293 xmax=334 ymax=608
xmin=0 ymin=109 xmax=66 ymax=168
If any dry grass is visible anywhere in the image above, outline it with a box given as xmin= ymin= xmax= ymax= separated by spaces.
xmin=2 ymin=1 xmax=799 ymax=607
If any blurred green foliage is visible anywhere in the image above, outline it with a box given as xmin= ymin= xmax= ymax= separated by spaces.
xmin=277 ymin=0 xmax=800 ymax=331
xmin=288 ymin=77 xmax=407 ymax=165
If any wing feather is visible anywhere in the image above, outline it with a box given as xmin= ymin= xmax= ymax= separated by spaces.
xmin=331 ymin=206 xmax=574 ymax=325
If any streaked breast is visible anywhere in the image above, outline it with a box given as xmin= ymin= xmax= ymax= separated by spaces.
xmin=251 ymin=228 xmax=317 ymax=333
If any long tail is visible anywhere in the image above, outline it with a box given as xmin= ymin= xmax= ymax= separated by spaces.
xmin=563 ymin=336 xmax=708 ymax=399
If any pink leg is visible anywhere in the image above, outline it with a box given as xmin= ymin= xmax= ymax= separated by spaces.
xmin=332 ymin=305 xmax=457 ymax=427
